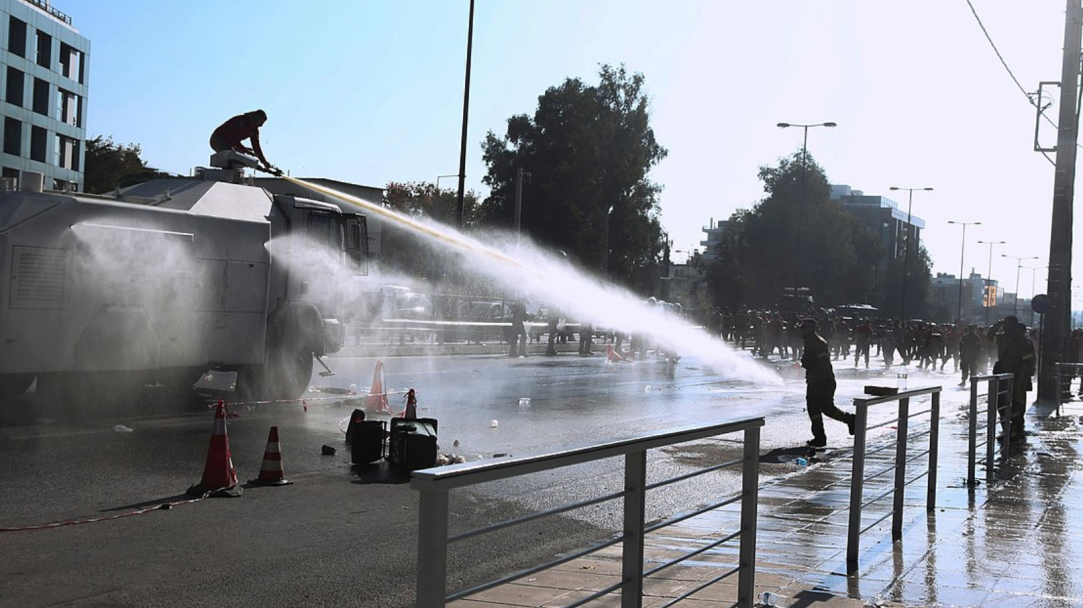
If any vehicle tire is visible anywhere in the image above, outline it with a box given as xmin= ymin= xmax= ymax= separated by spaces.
xmin=37 ymin=372 xmax=148 ymax=420
xmin=150 ymin=367 xmax=207 ymax=410
xmin=236 ymin=345 xmax=313 ymax=403
xmin=0 ymin=373 xmax=35 ymax=403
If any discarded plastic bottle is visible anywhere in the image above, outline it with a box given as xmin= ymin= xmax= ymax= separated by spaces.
xmin=795 ymin=457 xmax=808 ymax=466
xmin=896 ymin=372 xmax=908 ymax=390
xmin=760 ymin=591 xmax=789 ymax=606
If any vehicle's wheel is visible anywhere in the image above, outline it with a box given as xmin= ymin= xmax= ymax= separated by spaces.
xmin=150 ymin=367 xmax=207 ymax=409
xmin=0 ymin=373 xmax=35 ymax=403
xmin=236 ymin=346 xmax=313 ymax=403
xmin=36 ymin=372 xmax=148 ymax=419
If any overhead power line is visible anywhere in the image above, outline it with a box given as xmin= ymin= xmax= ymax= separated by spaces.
xmin=964 ymin=0 xmax=1068 ymax=164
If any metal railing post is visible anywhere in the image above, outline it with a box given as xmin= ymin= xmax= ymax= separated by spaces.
xmin=416 ymin=488 xmax=450 ymax=608
xmin=986 ymin=378 xmax=997 ymax=485
xmin=846 ymin=402 xmax=869 ymax=563
xmin=892 ymin=397 xmax=910 ymax=541
xmin=737 ymin=426 xmax=760 ymax=608
xmin=1055 ymin=362 xmax=1063 ymax=416
xmin=1001 ymin=377 xmax=1012 ymax=457
xmin=927 ymin=391 xmax=940 ymax=510
xmin=621 ymin=450 xmax=647 ymax=608
xmin=967 ymin=380 xmax=977 ymax=486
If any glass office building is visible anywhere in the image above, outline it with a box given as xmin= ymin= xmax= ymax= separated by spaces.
xmin=0 ymin=0 xmax=88 ymax=191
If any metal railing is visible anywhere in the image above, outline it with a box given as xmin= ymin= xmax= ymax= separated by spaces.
xmin=412 ymin=418 xmax=764 ymax=608
xmin=966 ymin=373 xmax=1014 ymax=486
xmin=1054 ymin=362 xmax=1083 ymax=415
xmin=847 ymin=386 xmax=941 ymax=564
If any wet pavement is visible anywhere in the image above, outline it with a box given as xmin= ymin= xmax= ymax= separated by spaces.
xmin=4 ymin=342 xmax=1083 ymax=607
xmin=454 ymin=385 xmax=1083 ymax=608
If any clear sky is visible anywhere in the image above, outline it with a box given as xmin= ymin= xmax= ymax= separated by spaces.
xmin=66 ymin=0 xmax=1079 ymax=302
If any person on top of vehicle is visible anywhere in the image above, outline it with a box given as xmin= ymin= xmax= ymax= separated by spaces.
xmin=210 ymin=109 xmax=281 ymax=175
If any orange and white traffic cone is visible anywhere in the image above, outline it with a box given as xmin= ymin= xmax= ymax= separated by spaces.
xmin=367 ymin=360 xmax=390 ymax=414
xmin=607 ymin=345 xmax=626 ymax=363
xmin=250 ymin=426 xmax=292 ymax=486
xmin=187 ymin=400 xmax=242 ymax=497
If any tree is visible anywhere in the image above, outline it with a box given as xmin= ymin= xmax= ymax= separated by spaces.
xmin=877 ymin=244 xmax=934 ymax=320
xmin=379 ymin=181 xmax=481 ymax=285
xmin=705 ymin=153 xmax=886 ymax=309
xmin=82 ymin=136 xmax=171 ymax=194
xmin=480 ymin=64 xmax=668 ymax=294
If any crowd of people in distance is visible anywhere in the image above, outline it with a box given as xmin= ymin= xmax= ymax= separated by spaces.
xmin=708 ymin=307 xmax=1083 ymax=389
xmin=709 ymin=307 xmax=1072 ymax=446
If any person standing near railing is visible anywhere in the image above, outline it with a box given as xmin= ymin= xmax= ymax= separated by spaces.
xmin=800 ymin=319 xmax=857 ymax=447
xmin=993 ymin=316 xmax=1036 ymax=443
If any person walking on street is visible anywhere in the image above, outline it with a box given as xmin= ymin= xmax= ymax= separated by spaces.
xmin=801 ymin=319 xmax=857 ymax=448
xmin=508 ymin=295 xmax=530 ymax=357
xmin=959 ymin=325 xmax=982 ymax=386
xmin=993 ymin=316 xmax=1036 ymax=443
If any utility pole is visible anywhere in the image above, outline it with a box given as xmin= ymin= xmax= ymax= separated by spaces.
xmin=1038 ymin=0 xmax=1082 ymax=403
xmin=455 ymin=0 xmax=475 ymax=228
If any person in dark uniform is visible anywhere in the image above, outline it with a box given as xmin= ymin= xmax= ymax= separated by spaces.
xmin=210 ymin=109 xmax=280 ymax=174
xmin=993 ymin=316 xmax=1036 ymax=442
xmin=959 ymin=325 xmax=982 ymax=386
xmin=801 ymin=319 xmax=856 ymax=447
xmin=508 ymin=295 xmax=530 ymax=357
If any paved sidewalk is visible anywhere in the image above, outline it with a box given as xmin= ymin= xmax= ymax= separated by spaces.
xmin=450 ymin=391 xmax=1083 ymax=608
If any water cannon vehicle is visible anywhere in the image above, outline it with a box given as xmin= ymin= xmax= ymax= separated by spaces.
xmin=0 ymin=152 xmax=368 ymax=407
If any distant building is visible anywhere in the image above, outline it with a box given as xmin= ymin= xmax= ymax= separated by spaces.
xmin=699 ymin=218 xmax=728 ymax=261
xmin=931 ymin=271 xmax=986 ymax=323
xmin=830 ymin=184 xmax=926 ymax=301
xmin=0 ymin=0 xmax=88 ymax=191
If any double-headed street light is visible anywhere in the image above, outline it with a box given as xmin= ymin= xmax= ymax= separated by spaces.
xmin=1002 ymin=254 xmax=1040 ymax=317
xmin=889 ymin=186 xmax=934 ymax=321
xmin=977 ymin=239 xmax=1006 ymax=325
xmin=777 ymin=121 xmax=837 ymax=286
xmin=948 ymin=220 xmax=981 ymax=323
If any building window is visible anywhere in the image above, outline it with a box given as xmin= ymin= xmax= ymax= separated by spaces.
xmin=55 ymin=134 xmax=78 ymax=170
xmin=30 ymin=126 xmax=47 ymax=162
xmin=8 ymin=16 xmax=27 ymax=58
xmin=59 ymin=43 xmax=83 ymax=83
xmin=4 ymin=118 xmax=22 ymax=156
xmin=32 ymin=78 xmax=49 ymax=116
xmin=36 ymin=31 xmax=51 ymax=68
xmin=2 ymin=166 xmax=19 ymax=190
xmin=56 ymin=89 xmax=78 ymax=125
xmin=6 ymin=66 xmax=24 ymax=107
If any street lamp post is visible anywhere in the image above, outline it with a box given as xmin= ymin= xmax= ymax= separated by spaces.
xmin=947 ymin=220 xmax=980 ymax=323
xmin=1002 ymin=254 xmax=1040 ymax=317
xmin=889 ymin=186 xmax=933 ymax=321
xmin=514 ymin=168 xmax=532 ymax=246
xmin=776 ymin=121 xmax=837 ymax=287
xmin=602 ymin=204 xmax=615 ymax=277
xmin=977 ymin=240 xmax=1006 ymax=325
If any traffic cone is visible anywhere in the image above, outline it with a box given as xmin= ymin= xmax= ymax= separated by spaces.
xmin=367 ymin=360 xmax=390 ymax=414
xmin=187 ymin=400 xmax=242 ymax=497
xmin=249 ymin=426 xmax=293 ymax=486
xmin=401 ymin=388 xmax=417 ymax=420
xmin=607 ymin=345 xmax=626 ymax=363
